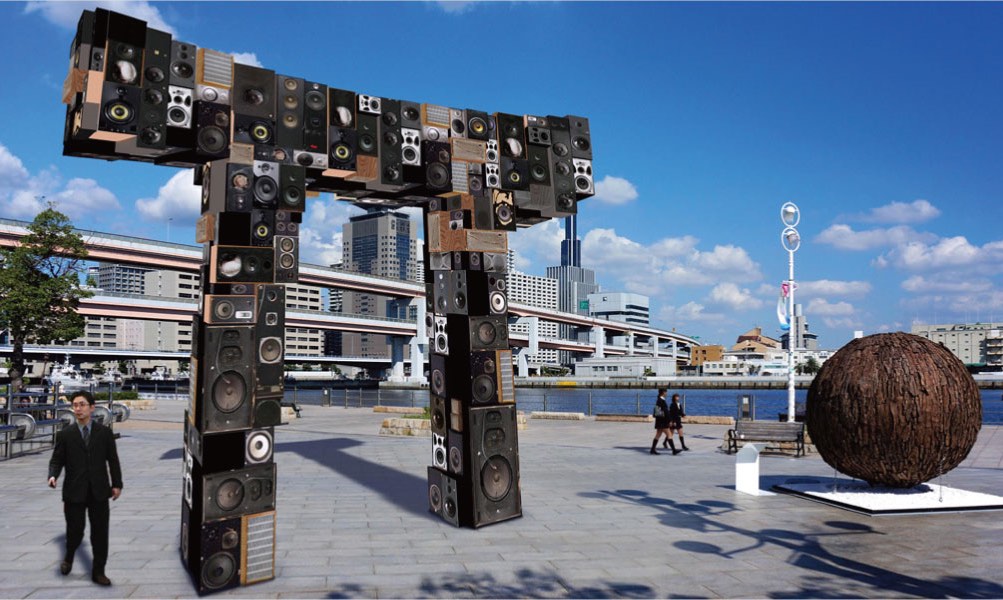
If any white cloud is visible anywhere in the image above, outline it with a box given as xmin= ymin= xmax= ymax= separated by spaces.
xmin=806 ymin=299 xmax=856 ymax=317
xmin=880 ymin=236 xmax=1003 ymax=272
xmin=857 ymin=199 xmax=940 ymax=224
xmin=297 ymin=198 xmax=365 ymax=267
xmin=900 ymin=275 xmax=994 ymax=294
xmin=708 ymin=283 xmax=764 ymax=311
xmin=134 ymin=170 xmax=200 ymax=222
xmin=0 ymin=143 xmax=30 ymax=188
xmin=592 ymin=176 xmax=639 ymax=206
xmin=231 ymin=52 xmax=264 ymax=68
xmin=26 ymin=1 xmax=177 ymax=35
xmin=657 ymin=302 xmax=726 ymax=324
xmin=0 ymin=144 xmax=120 ymax=220
xmin=821 ymin=316 xmax=864 ymax=330
xmin=815 ymin=224 xmax=936 ymax=251
xmin=432 ymin=1 xmax=477 ymax=14
xmin=797 ymin=279 xmax=872 ymax=299
xmin=508 ymin=219 xmax=563 ymax=272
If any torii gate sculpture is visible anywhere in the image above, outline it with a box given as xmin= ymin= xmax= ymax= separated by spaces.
xmin=61 ymin=8 xmax=594 ymax=594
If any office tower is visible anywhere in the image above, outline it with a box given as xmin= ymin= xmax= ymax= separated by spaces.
xmin=547 ymin=215 xmax=600 ymax=364
xmin=340 ymin=208 xmax=419 ymax=357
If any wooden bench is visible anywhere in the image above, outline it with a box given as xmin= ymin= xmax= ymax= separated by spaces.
xmin=727 ymin=420 xmax=805 ymax=457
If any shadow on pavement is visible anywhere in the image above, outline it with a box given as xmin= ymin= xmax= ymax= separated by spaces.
xmin=325 ymin=566 xmax=655 ymax=598
xmin=281 ymin=437 xmax=433 ymax=520
xmin=580 ymin=488 xmax=1003 ymax=598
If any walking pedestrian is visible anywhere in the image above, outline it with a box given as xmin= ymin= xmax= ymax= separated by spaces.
xmin=667 ymin=393 xmax=689 ymax=453
xmin=650 ymin=388 xmax=672 ymax=455
xmin=47 ymin=390 xmax=123 ymax=586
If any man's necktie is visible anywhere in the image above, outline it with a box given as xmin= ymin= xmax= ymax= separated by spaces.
xmin=82 ymin=426 xmax=89 ymax=446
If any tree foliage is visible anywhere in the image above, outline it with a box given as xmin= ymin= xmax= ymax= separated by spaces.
xmin=0 ymin=205 xmax=91 ymax=391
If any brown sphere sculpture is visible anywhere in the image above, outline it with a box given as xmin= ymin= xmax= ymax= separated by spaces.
xmin=806 ymin=332 xmax=981 ymax=488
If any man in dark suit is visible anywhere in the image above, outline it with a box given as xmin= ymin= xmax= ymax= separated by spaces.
xmin=48 ymin=390 xmax=123 ymax=586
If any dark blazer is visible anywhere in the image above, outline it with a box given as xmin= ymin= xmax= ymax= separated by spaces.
xmin=653 ymin=397 xmax=670 ymax=429
xmin=667 ymin=401 xmax=685 ymax=428
xmin=48 ymin=421 xmax=123 ymax=503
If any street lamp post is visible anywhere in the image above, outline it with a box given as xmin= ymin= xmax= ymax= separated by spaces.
xmin=781 ymin=202 xmax=801 ymax=423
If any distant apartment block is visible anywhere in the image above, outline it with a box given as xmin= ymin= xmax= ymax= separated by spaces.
xmin=506 ymin=270 xmax=559 ymax=366
xmin=912 ymin=322 xmax=1003 ymax=367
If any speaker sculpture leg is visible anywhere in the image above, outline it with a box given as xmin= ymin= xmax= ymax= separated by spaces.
xmin=423 ymin=197 xmax=522 ymax=528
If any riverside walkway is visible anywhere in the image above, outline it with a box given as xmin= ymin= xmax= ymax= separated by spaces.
xmin=1 ymin=398 xmax=1001 ymax=598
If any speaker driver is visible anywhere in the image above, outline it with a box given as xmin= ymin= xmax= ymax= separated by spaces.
xmin=431 ymin=369 xmax=445 ymax=396
xmin=283 ymin=186 xmax=302 ymax=207
xmin=254 ymin=177 xmax=278 ymax=203
xmin=145 ymin=66 xmax=165 ymax=84
xmin=144 ymin=88 xmax=164 ymax=105
xmin=202 ymin=553 xmax=236 ymax=590
xmin=472 ymin=375 xmax=494 ymax=403
xmin=104 ymin=100 xmax=134 ymax=124
xmin=215 ymin=479 xmax=245 ymax=512
xmin=576 ymin=176 xmax=590 ymax=191
xmin=198 ymin=126 xmax=227 ymax=154
xmin=434 ymin=334 xmax=448 ymax=354
xmin=112 ymin=60 xmax=138 ymax=84
xmin=530 ymin=164 xmax=547 ymax=182
xmin=259 ymin=337 xmax=282 ymax=363
xmin=305 ymin=90 xmax=326 ymax=111
xmin=573 ymin=136 xmax=591 ymax=153
xmin=172 ymin=61 xmax=194 ymax=80
xmin=428 ymin=482 xmax=443 ymax=513
xmin=250 ymin=122 xmax=273 ymax=144
xmin=477 ymin=321 xmax=497 ymax=345
xmin=449 ymin=446 xmax=463 ymax=472
xmin=489 ymin=291 xmax=507 ymax=313
xmin=453 ymin=292 xmax=466 ymax=311
xmin=358 ymin=134 xmax=375 ymax=153
xmin=212 ymin=372 xmax=246 ymax=413
xmin=282 ymin=113 xmax=299 ymax=129
xmin=221 ymin=529 xmax=239 ymax=550
xmin=427 ymin=163 xmax=450 ymax=189
xmin=141 ymin=127 xmax=163 ymax=145
xmin=332 ymin=143 xmax=353 ymax=161
xmin=495 ymin=203 xmax=513 ymax=226
xmin=214 ymin=300 xmax=235 ymax=320
xmin=432 ymin=406 xmax=445 ymax=431
xmin=481 ymin=456 xmax=513 ymax=502
xmin=554 ymin=142 xmax=570 ymax=157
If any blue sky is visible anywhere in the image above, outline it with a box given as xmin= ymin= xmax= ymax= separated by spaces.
xmin=2 ymin=1 xmax=1002 ymax=348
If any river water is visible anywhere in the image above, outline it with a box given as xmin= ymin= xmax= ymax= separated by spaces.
xmin=288 ymin=386 xmax=1003 ymax=426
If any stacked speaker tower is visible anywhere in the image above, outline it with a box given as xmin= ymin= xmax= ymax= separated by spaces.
xmin=61 ymin=7 xmax=593 ymax=594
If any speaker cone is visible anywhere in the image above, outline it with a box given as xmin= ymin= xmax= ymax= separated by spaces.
xmin=202 ymin=553 xmax=236 ymax=590
xmin=198 ymin=126 xmax=227 ymax=153
xmin=558 ymin=193 xmax=575 ymax=210
xmin=215 ymin=478 xmax=245 ymax=512
xmin=171 ymin=61 xmax=193 ymax=79
xmin=144 ymin=88 xmax=164 ymax=105
xmin=250 ymin=122 xmax=273 ymax=144
xmin=282 ymin=113 xmax=299 ymax=129
xmin=432 ymin=406 xmax=445 ymax=430
xmin=495 ymin=203 xmax=513 ymax=226
xmin=449 ymin=446 xmax=463 ymax=471
xmin=279 ymin=237 xmax=296 ymax=252
xmin=576 ymin=176 xmax=591 ymax=191
xmin=429 ymin=483 xmax=443 ymax=513
xmin=427 ymin=163 xmax=450 ymax=189
xmin=218 ymin=255 xmax=241 ymax=278
xmin=434 ymin=334 xmax=448 ymax=354
xmin=145 ymin=66 xmax=165 ymax=83
xmin=530 ymin=164 xmax=547 ymax=182
xmin=112 ymin=60 xmax=138 ymax=84
xmin=253 ymin=222 xmax=271 ymax=242
xmin=431 ymin=369 xmax=445 ymax=396
xmin=254 ymin=176 xmax=278 ymax=204
xmin=573 ymin=136 xmax=591 ymax=152
xmin=554 ymin=142 xmax=569 ymax=157
xmin=332 ymin=143 xmax=353 ymax=161
xmin=359 ymin=134 xmax=375 ymax=153
xmin=473 ymin=375 xmax=494 ymax=403
xmin=214 ymin=300 xmax=235 ymax=320
xmin=480 ymin=456 xmax=513 ymax=501
xmin=212 ymin=371 xmax=246 ymax=413
xmin=477 ymin=321 xmax=497 ymax=345
xmin=555 ymin=161 xmax=572 ymax=176
xmin=489 ymin=291 xmax=507 ymax=313
xmin=453 ymin=292 xmax=466 ymax=310
xmin=305 ymin=90 xmax=325 ymax=111
xmin=141 ymin=127 xmax=163 ymax=145
xmin=246 ymin=431 xmax=272 ymax=463
xmin=221 ymin=528 xmax=239 ymax=550
xmin=279 ymin=253 xmax=295 ymax=269
xmin=104 ymin=100 xmax=134 ymax=124
xmin=334 ymin=106 xmax=353 ymax=127
xmin=259 ymin=337 xmax=282 ymax=363
xmin=468 ymin=116 xmax=487 ymax=136
xmin=244 ymin=88 xmax=265 ymax=106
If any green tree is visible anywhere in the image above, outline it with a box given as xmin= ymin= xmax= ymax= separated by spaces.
xmin=802 ymin=356 xmax=821 ymax=375
xmin=0 ymin=205 xmax=91 ymax=391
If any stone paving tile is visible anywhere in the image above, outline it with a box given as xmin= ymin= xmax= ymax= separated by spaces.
xmin=2 ymin=403 xmax=1002 ymax=598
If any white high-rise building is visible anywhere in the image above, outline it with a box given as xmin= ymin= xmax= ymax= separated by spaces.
xmin=506 ymin=270 xmax=559 ymax=367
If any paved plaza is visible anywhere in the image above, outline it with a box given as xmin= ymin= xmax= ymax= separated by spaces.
xmin=2 ymin=398 xmax=1002 ymax=598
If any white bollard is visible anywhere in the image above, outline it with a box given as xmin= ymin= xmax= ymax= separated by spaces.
xmin=735 ymin=443 xmax=774 ymax=496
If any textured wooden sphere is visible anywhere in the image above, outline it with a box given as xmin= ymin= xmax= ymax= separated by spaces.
xmin=806 ymin=332 xmax=981 ymax=488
